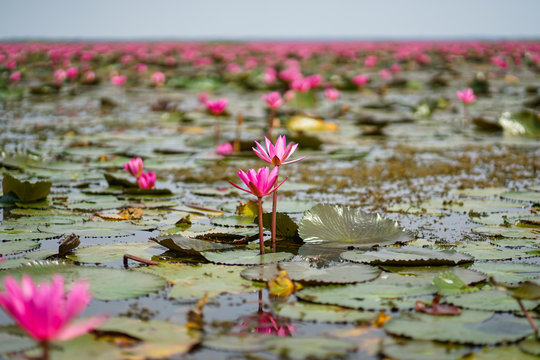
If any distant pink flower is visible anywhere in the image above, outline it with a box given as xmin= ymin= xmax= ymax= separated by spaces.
xmin=262 ymin=92 xmax=284 ymax=109
xmin=229 ymin=167 xmax=285 ymax=198
xmin=135 ymin=63 xmax=148 ymax=73
xmin=54 ymin=69 xmax=66 ymax=84
xmin=456 ymin=88 xmax=476 ymax=104
xmin=83 ymin=71 xmax=96 ymax=83
xmin=263 ymin=68 xmax=277 ymax=83
xmin=206 ymin=98 xmax=228 ymax=115
xmin=124 ymin=157 xmax=144 ymax=178
xmin=279 ymin=68 xmax=302 ymax=83
xmin=137 ymin=170 xmax=156 ymax=189
xmin=284 ymin=90 xmax=296 ymax=101
xmin=417 ymin=53 xmax=431 ymax=64
xmin=226 ymin=63 xmax=242 ymax=73
xmin=492 ymin=56 xmax=508 ymax=69
xmin=66 ymin=67 xmax=78 ymax=80
xmin=6 ymin=60 xmax=16 ymax=70
xmin=290 ymin=78 xmax=311 ymax=92
xmin=324 ymin=88 xmax=340 ymax=101
xmin=390 ymin=64 xmax=402 ymax=73
xmin=198 ymin=92 xmax=210 ymax=105
xmin=379 ymin=69 xmax=392 ymax=80
xmin=364 ymin=55 xmax=378 ymax=68
xmin=110 ymin=75 xmax=126 ymax=86
xmin=352 ymin=74 xmax=370 ymax=87
xmin=241 ymin=312 xmax=296 ymax=337
xmin=151 ymin=71 xmax=166 ymax=86
xmin=0 ymin=275 xmax=106 ymax=342
xmin=216 ymin=142 xmax=234 ymax=155
xmin=306 ymin=74 xmax=322 ymax=88
xmin=9 ymin=71 xmax=21 ymax=83
xmin=164 ymin=56 xmax=176 ymax=66
xmin=253 ymin=136 xmax=305 ymax=166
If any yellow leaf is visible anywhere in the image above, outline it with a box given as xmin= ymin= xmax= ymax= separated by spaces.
xmin=268 ymin=270 xmax=295 ymax=298
xmin=235 ymin=200 xmax=259 ymax=216
xmin=373 ymin=310 xmax=391 ymax=328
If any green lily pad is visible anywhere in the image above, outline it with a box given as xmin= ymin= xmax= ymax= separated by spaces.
xmin=0 ymin=262 xmax=167 ymax=300
xmin=202 ymin=249 xmax=294 ymax=266
xmin=0 ymin=240 xmax=40 ymax=255
xmin=257 ymin=212 xmax=299 ymax=239
xmin=135 ymin=263 xmax=261 ymax=299
xmin=192 ymin=187 xmax=238 ymax=197
xmin=211 ymin=215 xmax=257 ymax=228
xmin=0 ymin=231 xmax=60 ymax=241
xmin=501 ymin=191 xmax=540 ymax=204
xmin=0 ymin=332 xmax=37 ymax=355
xmin=2 ymin=173 xmax=51 ymax=202
xmin=445 ymin=289 xmax=538 ymax=312
xmin=240 ymin=262 xmax=381 ymax=284
xmin=520 ymin=336 xmax=540 ymax=357
xmin=380 ymin=338 xmax=473 ymax=360
xmin=473 ymin=226 xmax=540 ymax=238
xmin=66 ymin=242 xmax=162 ymax=263
xmin=385 ymin=310 xmax=533 ymax=345
xmin=471 ymin=344 xmax=538 ymax=359
xmin=470 ymin=262 xmax=540 ymax=284
xmin=454 ymin=241 xmax=539 ymax=260
xmin=25 ymin=334 xmax=121 ymax=360
xmin=450 ymin=187 xmax=508 ymax=198
xmin=341 ymin=247 xmax=473 ymax=266
xmin=221 ymin=200 xmax=315 ymax=214
xmin=265 ymin=337 xmax=357 ymax=360
xmin=274 ymin=302 xmax=376 ymax=324
xmin=469 ymin=213 xmax=539 ymax=226
xmin=299 ymin=204 xmax=413 ymax=248
xmin=202 ymin=334 xmax=271 ymax=352
xmin=152 ymin=234 xmax=233 ymax=255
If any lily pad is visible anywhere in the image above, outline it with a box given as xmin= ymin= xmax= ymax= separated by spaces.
xmin=445 ymin=290 xmax=538 ymax=312
xmin=274 ymin=302 xmax=376 ymax=323
xmin=66 ymin=242 xmax=162 ymax=263
xmin=380 ymin=338 xmax=473 ymax=360
xmin=450 ymin=187 xmax=508 ymax=198
xmin=341 ymin=247 xmax=473 ymax=266
xmin=240 ymin=262 xmax=381 ymax=284
xmin=299 ymin=204 xmax=413 ymax=248
xmin=499 ymin=109 xmax=540 ymax=137
xmin=471 ymin=344 xmax=538 ymax=359
xmin=501 ymin=191 xmax=540 ymax=204
xmin=221 ymin=200 xmax=315 ymax=214
xmin=470 ymin=262 xmax=540 ymax=284
xmin=0 ymin=262 xmax=167 ymax=300
xmin=265 ymin=336 xmax=357 ymax=360
xmin=257 ymin=212 xmax=300 ymax=239
xmin=384 ymin=310 xmax=533 ymax=345
xmin=152 ymin=234 xmax=233 ymax=255
xmin=211 ymin=215 xmax=257 ymax=228
xmin=454 ymin=242 xmax=539 ymax=260
xmin=0 ymin=332 xmax=37 ymax=355
xmin=472 ymin=226 xmax=539 ymax=238
xmin=135 ymin=263 xmax=261 ymax=299
xmin=2 ymin=173 xmax=51 ymax=202
xmin=202 ymin=249 xmax=294 ymax=266
xmin=0 ymin=240 xmax=40 ymax=255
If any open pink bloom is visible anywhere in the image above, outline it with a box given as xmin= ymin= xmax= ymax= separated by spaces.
xmin=456 ymin=88 xmax=476 ymax=104
xmin=135 ymin=63 xmax=148 ymax=73
xmin=229 ymin=167 xmax=286 ymax=198
xmin=110 ymin=75 xmax=126 ymax=86
xmin=306 ymin=74 xmax=322 ymax=88
xmin=66 ymin=67 xmax=78 ymax=79
xmin=54 ymin=69 xmax=66 ymax=84
xmin=6 ymin=60 xmax=16 ymax=70
xmin=0 ymin=275 xmax=106 ymax=342
xmin=9 ymin=71 xmax=21 ymax=83
xmin=492 ymin=56 xmax=508 ymax=69
xmin=290 ymin=78 xmax=311 ymax=92
xmin=216 ymin=142 xmax=234 ymax=155
xmin=253 ymin=135 xmax=305 ymax=166
xmin=379 ymin=69 xmax=392 ymax=80
xmin=352 ymin=74 xmax=370 ymax=86
xmin=324 ymin=88 xmax=340 ymax=101
xmin=364 ymin=55 xmax=378 ymax=68
xmin=263 ymin=68 xmax=277 ymax=83
xmin=262 ymin=92 xmax=283 ymax=109
xmin=137 ymin=170 xmax=156 ymax=189
xmin=151 ymin=71 xmax=166 ymax=86
xmin=123 ymin=157 xmax=144 ymax=178
xmin=206 ymin=98 xmax=228 ymax=115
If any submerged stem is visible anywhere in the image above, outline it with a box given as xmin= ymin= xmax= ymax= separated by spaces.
xmin=257 ymin=197 xmax=265 ymax=255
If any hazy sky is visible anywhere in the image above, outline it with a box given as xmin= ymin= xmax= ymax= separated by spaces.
xmin=1 ymin=0 xmax=539 ymax=40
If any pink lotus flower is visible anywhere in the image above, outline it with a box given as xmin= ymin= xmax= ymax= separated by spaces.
xmin=66 ymin=67 xmax=78 ymax=80
xmin=306 ymin=74 xmax=322 ymax=88
xmin=216 ymin=142 xmax=234 ymax=155
xmin=206 ymin=98 xmax=228 ymax=115
xmin=135 ymin=63 xmax=148 ymax=73
xmin=123 ymin=157 xmax=144 ymax=178
xmin=364 ymin=55 xmax=378 ymax=68
xmin=83 ymin=71 xmax=96 ymax=83
xmin=198 ymin=92 xmax=210 ymax=105
xmin=110 ymin=75 xmax=127 ymax=86
xmin=379 ymin=69 xmax=392 ymax=80
xmin=0 ymin=275 xmax=106 ymax=342
xmin=6 ymin=60 xmax=16 ymax=70
xmin=390 ymin=64 xmax=402 ymax=73
xmin=151 ymin=71 xmax=166 ymax=86
xmin=324 ymin=88 xmax=340 ymax=101
xmin=352 ymin=74 xmax=370 ymax=87
xmin=290 ymin=78 xmax=311 ymax=92
xmin=253 ymin=136 xmax=305 ymax=166
xmin=54 ymin=69 xmax=66 ymax=84
xmin=229 ymin=167 xmax=286 ymax=198
xmin=262 ymin=92 xmax=284 ymax=109
xmin=492 ymin=56 xmax=508 ymax=69
xmin=226 ymin=63 xmax=242 ymax=73
xmin=456 ymin=88 xmax=476 ymax=104
xmin=241 ymin=312 xmax=296 ymax=337
xmin=137 ymin=170 xmax=156 ymax=189
xmin=284 ymin=90 xmax=296 ymax=101
xmin=263 ymin=68 xmax=277 ymax=83
xmin=9 ymin=71 xmax=21 ymax=83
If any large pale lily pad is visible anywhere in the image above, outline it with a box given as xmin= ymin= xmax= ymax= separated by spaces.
xmin=0 ymin=240 xmax=40 ymax=255
xmin=135 ymin=263 xmax=261 ymax=299
xmin=388 ymin=198 xmax=525 ymax=215
xmin=341 ymin=247 xmax=473 ymax=266
xmin=265 ymin=336 xmax=357 ymax=360
xmin=299 ymin=204 xmax=413 ymax=248
xmin=66 ymin=242 xmax=162 ymax=263
xmin=445 ymin=289 xmax=538 ymax=312
xmin=380 ymin=338 xmax=473 ymax=360
xmin=202 ymin=249 xmax=294 ymax=266
xmin=240 ymin=262 xmax=380 ymax=284
xmin=470 ymin=262 xmax=540 ymax=284
xmin=472 ymin=226 xmax=540 ymax=238
xmin=274 ymin=302 xmax=376 ymax=323
xmin=385 ymin=310 xmax=533 ymax=345
xmin=501 ymin=191 xmax=540 ymax=204
xmin=0 ymin=262 xmax=167 ymax=300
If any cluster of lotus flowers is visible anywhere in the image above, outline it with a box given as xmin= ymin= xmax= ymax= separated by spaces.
xmin=229 ymin=135 xmax=304 ymax=254
xmin=123 ymin=157 xmax=156 ymax=189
